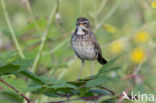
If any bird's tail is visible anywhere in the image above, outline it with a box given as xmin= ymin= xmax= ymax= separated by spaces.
xmin=97 ymin=53 xmax=107 ymax=65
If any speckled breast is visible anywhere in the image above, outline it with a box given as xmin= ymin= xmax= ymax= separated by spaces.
xmin=72 ymin=34 xmax=97 ymax=60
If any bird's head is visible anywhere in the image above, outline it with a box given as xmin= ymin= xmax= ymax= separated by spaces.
xmin=76 ymin=17 xmax=90 ymax=30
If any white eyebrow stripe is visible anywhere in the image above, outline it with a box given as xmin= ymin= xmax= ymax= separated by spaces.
xmin=80 ymin=21 xmax=88 ymax=23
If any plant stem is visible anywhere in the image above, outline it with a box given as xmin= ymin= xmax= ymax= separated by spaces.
xmin=31 ymin=5 xmax=57 ymax=73
xmin=0 ymin=78 xmax=31 ymax=103
xmin=48 ymin=95 xmax=118 ymax=103
xmin=92 ymin=0 xmax=96 ymax=12
xmin=1 ymin=0 xmax=25 ymax=59
xmin=79 ymin=0 xmax=86 ymax=16
xmin=24 ymin=4 xmax=57 ymax=103
xmin=24 ymin=2 xmax=58 ymax=103
xmin=98 ymin=86 xmax=115 ymax=95
xmin=96 ymin=0 xmax=122 ymax=31
xmin=95 ymin=0 xmax=107 ymax=17
xmin=42 ymin=38 xmax=69 ymax=55
xmin=23 ymin=0 xmax=41 ymax=32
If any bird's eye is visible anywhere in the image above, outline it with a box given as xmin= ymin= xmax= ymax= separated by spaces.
xmin=83 ymin=22 xmax=87 ymax=25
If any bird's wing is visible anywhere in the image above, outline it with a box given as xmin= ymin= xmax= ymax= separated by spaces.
xmin=90 ymin=32 xmax=102 ymax=55
xmin=90 ymin=32 xmax=108 ymax=64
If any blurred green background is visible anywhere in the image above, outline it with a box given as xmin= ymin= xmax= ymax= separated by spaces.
xmin=0 ymin=0 xmax=156 ymax=103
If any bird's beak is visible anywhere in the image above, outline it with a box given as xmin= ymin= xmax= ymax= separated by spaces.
xmin=79 ymin=23 xmax=83 ymax=26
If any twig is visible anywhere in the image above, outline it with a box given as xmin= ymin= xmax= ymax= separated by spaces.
xmin=24 ymin=3 xmax=58 ymax=103
xmin=43 ymin=38 xmax=69 ymax=55
xmin=95 ymin=0 xmax=122 ymax=30
xmin=94 ymin=0 xmax=107 ymax=17
xmin=31 ymin=4 xmax=57 ymax=73
xmin=1 ymin=0 xmax=25 ymax=59
xmin=48 ymin=94 xmax=116 ymax=103
xmin=98 ymin=86 xmax=116 ymax=95
xmin=43 ymin=0 xmax=123 ymax=57
xmin=118 ymin=63 xmax=142 ymax=103
xmin=117 ymin=85 xmax=133 ymax=103
xmin=133 ymin=63 xmax=143 ymax=76
xmin=0 ymin=78 xmax=31 ymax=103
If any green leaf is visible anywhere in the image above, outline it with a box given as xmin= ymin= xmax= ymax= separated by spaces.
xmin=23 ymin=77 xmax=77 ymax=96
xmin=68 ymin=78 xmax=91 ymax=87
xmin=38 ymin=77 xmax=77 ymax=89
xmin=0 ymin=59 xmax=33 ymax=75
xmin=20 ymin=71 xmax=45 ymax=85
xmin=12 ymin=59 xmax=33 ymax=71
xmin=86 ymin=76 xmax=108 ymax=87
xmin=97 ymin=66 xmax=121 ymax=76
xmin=85 ymin=56 xmax=122 ymax=88
xmin=48 ymin=81 xmax=77 ymax=89
xmin=79 ymin=87 xmax=88 ymax=96
xmin=100 ymin=56 xmax=119 ymax=69
xmin=0 ymin=64 xmax=20 ymax=75
xmin=96 ymin=55 xmax=122 ymax=76
xmin=0 ymin=51 xmax=17 ymax=67
xmin=22 ymin=85 xmax=43 ymax=93
xmin=44 ymin=92 xmax=59 ymax=97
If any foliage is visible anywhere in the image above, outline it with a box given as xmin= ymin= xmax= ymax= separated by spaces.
xmin=0 ymin=54 xmax=121 ymax=102
xmin=0 ymin=0 xmax=156 ymax=103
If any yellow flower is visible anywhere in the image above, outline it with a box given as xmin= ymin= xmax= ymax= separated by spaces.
xmin=134 ymin=30 xmax=149 ymax=43
xmin=109 ymin=41 xmax=124 ymax=54
xmin=102 ymin=24 xmax=116 ymax=33
xmin=151 ymin=1 xmax=156 ymax=8
xmin=130 ymin=48 xmax=146 ymax=64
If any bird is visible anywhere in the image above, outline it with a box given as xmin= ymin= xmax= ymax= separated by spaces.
xmin=71 ymin=17 xmax=107 ymax=79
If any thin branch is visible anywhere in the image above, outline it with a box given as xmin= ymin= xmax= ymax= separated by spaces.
xmin=79 ymin=0 xmax=86 ymax=16
xmin=24 ymin=4 xmax=58 ymax=103
xmin=43 ymin=0 xmax=120 ymax=56
xmin=98 ymin=86 xmax=116 ymax=95
xmin=42 ymin=38 xmax=69 ymax=55
xmin=31 ymin=4 xmax=57 ymax=73
xmin=117 ymin=85 xmax=133 ymax=103
xmin=0 ymin=78 xmax=31 ymax=103
xmin=94 ymin=0 xmax=107 ymax=17
xmin=1 ymin=0 xmax=25 ymax=59
xmin=133 ymin=63 xmax=143 ymax=76
xmin=95 ymin=0 xmax=122 ymax=31
xmin=48 ymin=94 xmax=117 ymax=103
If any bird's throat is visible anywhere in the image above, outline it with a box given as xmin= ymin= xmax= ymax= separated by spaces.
xmin=77 ymin=26 xmax=85 ymax=35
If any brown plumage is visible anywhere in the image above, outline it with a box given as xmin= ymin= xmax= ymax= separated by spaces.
xmin=71 ymin=17 xmax=107 ymax=78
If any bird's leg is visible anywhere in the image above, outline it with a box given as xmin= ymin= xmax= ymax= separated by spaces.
xmin=91 ymin=60 xmax=95 ymax=76
xmin=78 ymin=60 xmax=85 ymax=80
